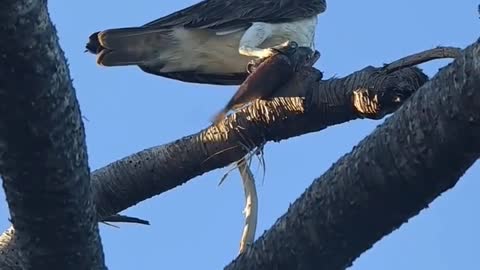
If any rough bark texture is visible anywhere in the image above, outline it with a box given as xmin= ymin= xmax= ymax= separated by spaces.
xmin=0 ymin=31 xmax=427 ymax=268
xmin=91 ymin=66 xmax=426 ymax=219
xmin=0 ymin=229 xmax=23 ymax=270
xmin=0 ymin=1 xmax=106 ymax=269
xmin=223 ymin=41 xmax=480 ymax=270
xmin=1 ymin=1 xmax=476 ymax=270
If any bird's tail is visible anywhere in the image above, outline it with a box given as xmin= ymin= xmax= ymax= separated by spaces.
xmin=85 ymin=27 xmax=174 ymax=66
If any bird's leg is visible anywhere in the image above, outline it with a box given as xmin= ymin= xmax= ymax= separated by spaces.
xmin=246 ymin=41 xmax=298 ymax=74
xmin=240 ymin=21 xmax=298 ymax=74
xmin=239 ymin=23 xmax=274 ymax=58
xmin=270 ymin=40 xmax=299 ymax=54
xmin=239 ymin=23 xmax=278 ymax=74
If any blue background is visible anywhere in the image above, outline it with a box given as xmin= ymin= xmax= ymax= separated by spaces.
xmin=2 ymin=1 xmax=479 ymax=269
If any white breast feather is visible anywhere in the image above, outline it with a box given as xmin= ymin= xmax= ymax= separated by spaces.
xmin=158 ymin=16 xmax=318 ymax=74
xmin=266 ymin=16 xmax=318 ymax=49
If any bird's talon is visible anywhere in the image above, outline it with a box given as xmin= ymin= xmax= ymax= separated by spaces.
xmin=246 ymin=61 xmax=256 ymax=74
xmin=247 ymin=57 xmax=268 ymax=74
xmin=271 ymin=41 xmax=298 ymax=55
xmin=286 ymin=41 xmax=299 ymax=49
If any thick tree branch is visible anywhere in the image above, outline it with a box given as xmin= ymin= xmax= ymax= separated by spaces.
xmin=89 ymin=65 xmax=427 ymax=219
xmin=84 ymin=67 xmax=424 ymax=221
xmin=0 ymin=1 xmax=105 ymax=269
xmin=0 ymin=32 xmax=425 ymax=270
xmin=0 ymin=6 xmax=458 ymax=267
xmin=224 ymin=40 xmax=480 ymax=269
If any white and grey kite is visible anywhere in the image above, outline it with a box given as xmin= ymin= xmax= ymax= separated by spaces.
xmin=86 ymin=0 xmax=327 ymax=85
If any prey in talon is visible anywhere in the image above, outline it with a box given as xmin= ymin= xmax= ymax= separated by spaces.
xmin=85 ymin=0 xmax=326 ymax=85
xmin=212 ymin=46 xmax=320 ymax=124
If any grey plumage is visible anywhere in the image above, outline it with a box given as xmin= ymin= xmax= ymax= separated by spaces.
xmin=86 ymin=0 xmax=327 ymax=85
xmin=143 ymin=0 xmax=326 ymax=30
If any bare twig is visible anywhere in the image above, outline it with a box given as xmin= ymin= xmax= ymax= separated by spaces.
xmin=216 ymin=141 xmax=262 ymax=254
xmin=101 ymin=214 xmax=150 ymax=226
xmin=384 ymin=46 xmax=462 ymax=73
xmin=237 ymin=158 xmax=258 ymax=254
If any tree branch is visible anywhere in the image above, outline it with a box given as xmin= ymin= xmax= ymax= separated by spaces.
xmin=1 ymin=32 xmax=424 ymax=270
xmin=383 ymin=46 xmax=462 ymax=73
xmin=89 ymin=65 xmax=427 ymax=220
xmin=224 ymin=40 xmax=480 ymax=270
xmin=1 ymin=9 xmax=454 ymax=267
xmin=237 ymin=158 xmax=258 ymax=254
xmin=0 ymin=1 xmax=105 ymax=269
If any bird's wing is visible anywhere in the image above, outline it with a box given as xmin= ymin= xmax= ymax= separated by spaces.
xmin=139 ymin=66 xmax=248 ymax=85
xmin=143 ymin=0 xmax=327 ymax=31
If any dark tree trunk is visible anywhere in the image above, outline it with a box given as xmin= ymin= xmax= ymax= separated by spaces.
xmin=0 ymin=1 xmax=478 ymax=270
xmin=0 ymin=1 xmax=106 ymax=269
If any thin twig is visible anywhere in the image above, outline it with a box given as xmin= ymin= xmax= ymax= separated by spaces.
xmin=237 ymin=158 xmax=258 ymax=254
xmin=384 ymin=46 xmax=462 ymax=73
xmin=100 ymin=214 xmax=150 ymax=226
xmin=217 ymin=133 xmax=259 ymax=186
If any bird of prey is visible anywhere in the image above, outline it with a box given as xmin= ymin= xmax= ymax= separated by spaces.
xmin=86 ymin=0 xmax=327 ymax=85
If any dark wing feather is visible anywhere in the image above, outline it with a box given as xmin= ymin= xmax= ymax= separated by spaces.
xmin=143 ymin=0 xmax=326 ymax=30
xmin=138 ymin=66 xmax=248 ymax=85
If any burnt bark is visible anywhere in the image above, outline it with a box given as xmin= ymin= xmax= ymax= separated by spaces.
xmin=0 ymin=1 xmax=106 ymax=269
xmin=224 ymin=41 xmax=480 ymax=270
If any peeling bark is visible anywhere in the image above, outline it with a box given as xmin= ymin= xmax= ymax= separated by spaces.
xmin=0 ymin=1 xmax=105 ymax=269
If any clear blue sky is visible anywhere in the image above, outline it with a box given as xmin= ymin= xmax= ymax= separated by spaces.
xmin=1 ymin=1 xmax=478 ymax=269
